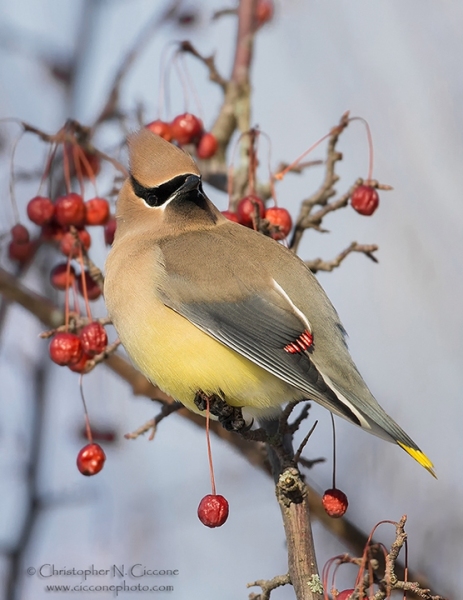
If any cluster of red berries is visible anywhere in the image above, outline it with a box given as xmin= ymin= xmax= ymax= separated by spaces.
xmin=146 ymin=113 xmax=218 ymax=160
xmin=223 ymin=194 xmax=293 ymax=240
xmin=146 ymin=113 xmax=218 ymax=159
xmin=49 ymin=321 xmax=108 ymax=374
xmin=8 ymin=192 xmax=116 ymax=266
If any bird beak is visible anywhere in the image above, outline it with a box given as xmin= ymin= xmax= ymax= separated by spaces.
xmin=176 ymin=174 xmax=202 ymax=197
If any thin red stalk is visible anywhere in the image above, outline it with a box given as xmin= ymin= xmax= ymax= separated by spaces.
xmin=79 ymin=375 xmax=93 ymax=444
xmin=71 ymin=276 xmax=80 ymax=316
xmin=8 ymin=132 xmax=25 ymax=223
xmin=72 ymin=143 xmax=86 ymax=198
xmin=178 ymin=51 xmax=204 ymax=122
xmin=64 ymin=254 xmax=72 ymax=331
xmin=274 ymin=130 xmax=333 ymax=181
xmin=62 ymin=141 xmax=72 ymax=194
xmin=205 ymin=397 xmax=216 ymax=496
xmin=37 ymin=143 xmax=58 ymax=196
xmin=330 ymin=413 xmax=337 ymax=489
xmin=172 ymin=53 xmax=190 ymax=114
xmin=348 ymin=116 xmax=375 ymax=181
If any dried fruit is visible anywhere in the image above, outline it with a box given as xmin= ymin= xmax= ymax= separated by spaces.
xmin=76 ymin=443 xmax=106 ymax=476
xmin=171 ymin=113 xmax=203 ymax=145
xmin=197 ymin=494 xmax=229 ymax=528
xmin=351 ymin=185 xmax=379 ymax=216
xmin=196 ymin=133 xmax=218 ymax=159
xmin=49 ymin=332 xmax=83 ymax=366
xmin=336 ymin=590 xmax=355 ymax=600
xmin=265 ymin=206 xmax=293 ymax=240
xmin=85 ymin=197 xmax=110 ymax=226
xmin=11 ymin=224 xmax=30 ymax=244
xmin=80 ymin=322 xmax=108 ymax=357
xmin=322 ymin=488 xmax=348 ymax=518
xmin=50 ymin=263 xmax=76 ymax=290
xmin=104 ymin=217 xmax=117 ymax=246
xmin=221 ymin=210 xmax=239 ymax=223
xmin=55 ymin=193 xmax=86 ymax=227
xmin=77 ymin=271 xmax=102 ymax=301
xmin=236 ymin=194 xmax=265 ymax=228
xmin=27 ymin=196 xmax=55 ymax=226
xmin=59 ymin=229 xmax=91 ymax=257
xmin=146 ymin=120 xmax=173 ymax=141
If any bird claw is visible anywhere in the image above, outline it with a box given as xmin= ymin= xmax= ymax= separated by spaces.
xmin=194 ymin=390 xmax=247 ymax=432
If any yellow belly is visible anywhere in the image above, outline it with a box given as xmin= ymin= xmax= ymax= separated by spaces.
xmin=111 ymin=296 xmax=301 ymax=419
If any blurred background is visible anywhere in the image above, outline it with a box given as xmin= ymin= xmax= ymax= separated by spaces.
xmin=0 ymin=1 xmax=462 ymax=599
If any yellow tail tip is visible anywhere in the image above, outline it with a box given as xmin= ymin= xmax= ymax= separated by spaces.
xmin=397 ymin=442 xmax=437 ymax=478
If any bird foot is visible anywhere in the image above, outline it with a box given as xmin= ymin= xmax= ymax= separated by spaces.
xmin=194 ymin=390 xmax=247 ymax=432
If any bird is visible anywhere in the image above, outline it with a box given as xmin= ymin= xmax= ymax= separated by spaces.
xmin=104 ymin=128 xmax=434 ymax=476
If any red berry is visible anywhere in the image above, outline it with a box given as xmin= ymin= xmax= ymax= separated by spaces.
xmin=85 ymin=197 xmax=110 ymax=226
xmin=11 ymin=224 xmax=30 ymax=244
xmin=76 ymin=443 xmax=106 ymax=476
xmin=322 ymin=488 xmax=348 ymax=518
xmin=50 ymin=263 xmax=76 ymax=290
xmin=146 ymin=120 xmax=173 ymax=141
xmin=171 ymin=113 xmax=203 ymax=145
xmin=265 ymin=206 xmax=293 ymax=240
xmin=196 ymin=133 xmax=218 ymax=159
xmin=59 ymin=229 xmax=91 ymax=258
xmin=27 ymin=196 xmax=55 ymax=226
xmin=236 ymin=194 xmax=265 ymax=228
xmin=80 ymin=322 xmax=108 ymax=357
xmin=77 ymin=271 xmax=102 ymax=301
xmin=256 ymin=0 xmax=274 ymax=26
xmin=104 ymin=217 xmax=117 ymax=246
xmin=336 ymin=590 xmax=355 ymax=600
xmin=351 ymin=185 xmax=379 ymax=216
xmin=8 ymin=241 xmax=35 ymax=263
xmin=68 ymin=352 xmax=92 ymax=373
xmin=197 ymin=494 xmax=229 ymax=528
xmin=49 ymin=332 xmax=83 ymax=366
xmin=221 ymin=210 xmax=240 ymax=223
xmin=55 ymin=193 xmax=86 ymax=227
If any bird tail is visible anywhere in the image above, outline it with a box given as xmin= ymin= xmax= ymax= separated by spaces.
xmin=397 ymin=442 xmax=436 ymax=478
xmin=320 ymin=375 xmax=436 ymax=477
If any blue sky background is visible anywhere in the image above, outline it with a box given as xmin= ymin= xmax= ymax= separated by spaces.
xmin=1 ymin=1 xmax=462 ymax=599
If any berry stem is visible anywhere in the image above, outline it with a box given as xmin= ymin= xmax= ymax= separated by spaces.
xmin=75 ymin=143 xmax=98 ymax=191
xmin=71 ymin=143 xmax=86 ymax=198
xmin=62 ymin=141 xmax=72 ymax=195
xmin=205 ymin=397 xmax=217 ymax=496
xmin=64 ymin=254 xmax=72 ymax=331
xmin=274 ymin=130 xmax=333 ymax=181
xmin=172 ymin=52 xmax=190 ymax=113
xmin=8 ymin=131 xmax=25 ymax=223
xmin=348 ymin=116 xmax=375 ymax=182
xmin=38 ymin=142 xmax=58 ymax=196
xmin=330 ymin=413 xmax=337 ymax=489
xmin=79 ymin=375 xmax=94 ymax=444
xmin=177 ymin=50 xmax=204 ymax=122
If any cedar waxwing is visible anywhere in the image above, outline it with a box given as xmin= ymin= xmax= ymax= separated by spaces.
xmin=104 ymin=128 xmax=434 ymax=475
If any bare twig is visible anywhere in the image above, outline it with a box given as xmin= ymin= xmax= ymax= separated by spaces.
xmin=179 ymin=41 xmax=227 ymax=89
xmin=247 ymin=573 xmax=291 ymax=600
xmin=125 ymin=401 xmax=183 ymax=440
xmin=306 ymin=242 xmax=379 ymax=274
